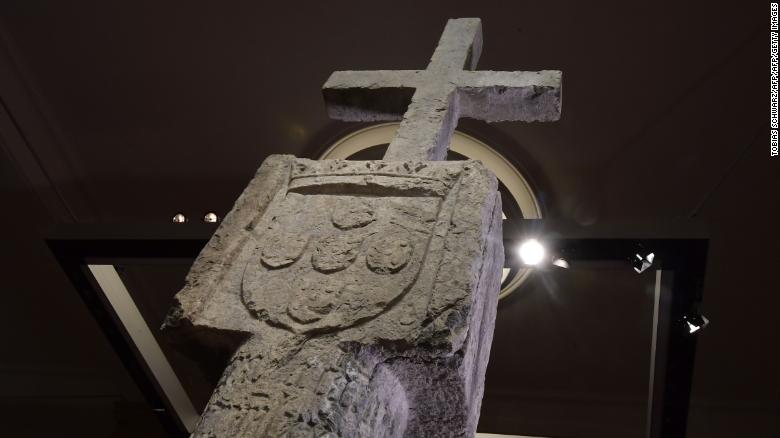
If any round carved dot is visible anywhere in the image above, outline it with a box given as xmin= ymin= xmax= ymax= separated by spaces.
xmin=366 ymin=235 xmax=412 ymax=274
xmin=287 ymin=277 xmax=343 ymax=324
xmin=261 ymin=233 xmax=308 ymax=268
xmin=332 ymin=200 xmax=375 ymax=230
xmin=311 ymin=233 xmax=362 ymax=273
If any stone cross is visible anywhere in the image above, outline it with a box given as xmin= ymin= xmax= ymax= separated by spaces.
xmin=323 ymin=18 xmax=561 ymax=161
xmin=164 ymin=18 xmax=561 ymax=438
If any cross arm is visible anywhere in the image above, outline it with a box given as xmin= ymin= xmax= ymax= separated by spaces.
xmin=322 ymin=70 xmax=421 ymax=121
xmin=457 ymin=70 xmax=562 ymax=122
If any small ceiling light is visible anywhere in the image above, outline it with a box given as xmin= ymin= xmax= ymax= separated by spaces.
xmin=684 ymin=314 xmax=709 ymax=334
xmin=632 ymin=247 xmax=655 ymax=274
xmin=172 ymin=213 xmax=187 ymax=224
xmin=518 ymin=238 xmax=546 ymax=266
xmin=204 ymin=212 xmax=220 ymax=223
xmin=552 ymin=258 xmax=570 ymax=269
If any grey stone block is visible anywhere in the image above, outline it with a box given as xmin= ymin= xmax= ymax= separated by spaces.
xmin=164 ymin=157 xmax=504 ymax=437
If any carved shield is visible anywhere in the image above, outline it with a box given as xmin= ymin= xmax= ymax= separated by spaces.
xmin=241 ymin=161 xmax=458 ymax=334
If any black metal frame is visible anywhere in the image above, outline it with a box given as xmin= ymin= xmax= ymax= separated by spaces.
xmin=47 ymin=220 xmax=708 ymax=438
xmin=505 ymin=219 xmax=709 ymax=438
xmin=46 ymin=224 xmax=215 ymax=438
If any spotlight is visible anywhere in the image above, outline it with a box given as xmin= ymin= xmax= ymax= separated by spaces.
xmin=518 ymin=239 xmax=546 ymax=266
xmin=684 ymin=314 xmax=709 ymax=334
xmin=172 ymin=213 xmax=187 ymax=224
xmin=632 ymin=245 xmax=655 ymax=274
xmin=204 ymin=212 xmax=220 ymax=223
xmin=552 ymin=258 xmax=570 ymax=269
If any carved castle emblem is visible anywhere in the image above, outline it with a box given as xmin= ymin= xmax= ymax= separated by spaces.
xmin=240 ymin=160 xmax=462 ymax=334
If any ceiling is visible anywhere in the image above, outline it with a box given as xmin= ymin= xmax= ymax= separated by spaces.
xmin=0 ymin=1 xmax=775 ymax=437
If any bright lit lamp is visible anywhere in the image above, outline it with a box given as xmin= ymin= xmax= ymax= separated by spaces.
xmin=518 ymin=239 xmax=546 ymax=266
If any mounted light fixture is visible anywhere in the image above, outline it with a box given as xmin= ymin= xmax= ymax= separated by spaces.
xmin=632 ymin=245 xmax=655 ymax=274
xmin=203 ymin=212 xmax=220 ymax=223
xmin=172 ymin=213 xmax=188 ymax=224
xmin=518 ymin=239 xmax=546 ymax=266
xmin=684 ymin=313 xmax=709 ymax=334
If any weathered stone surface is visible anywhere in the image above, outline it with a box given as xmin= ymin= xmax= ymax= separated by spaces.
xmin=163 ymin=16 xmax=566 ymax=438
xmin=323 ymin=17 xmax=562 ymax=162
xmin=164 ymin=157 xmax=503 ymax=437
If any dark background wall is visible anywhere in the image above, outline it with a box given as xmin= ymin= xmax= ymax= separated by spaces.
xmin=0 ymin=1 xmax=776 ymax=436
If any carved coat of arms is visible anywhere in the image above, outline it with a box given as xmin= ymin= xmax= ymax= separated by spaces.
xmin=241 ymin=161 xmax=460 ymax=334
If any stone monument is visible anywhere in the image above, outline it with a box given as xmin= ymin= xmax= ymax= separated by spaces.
xmin=164 ymin=18 xmax=561 ymax=437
